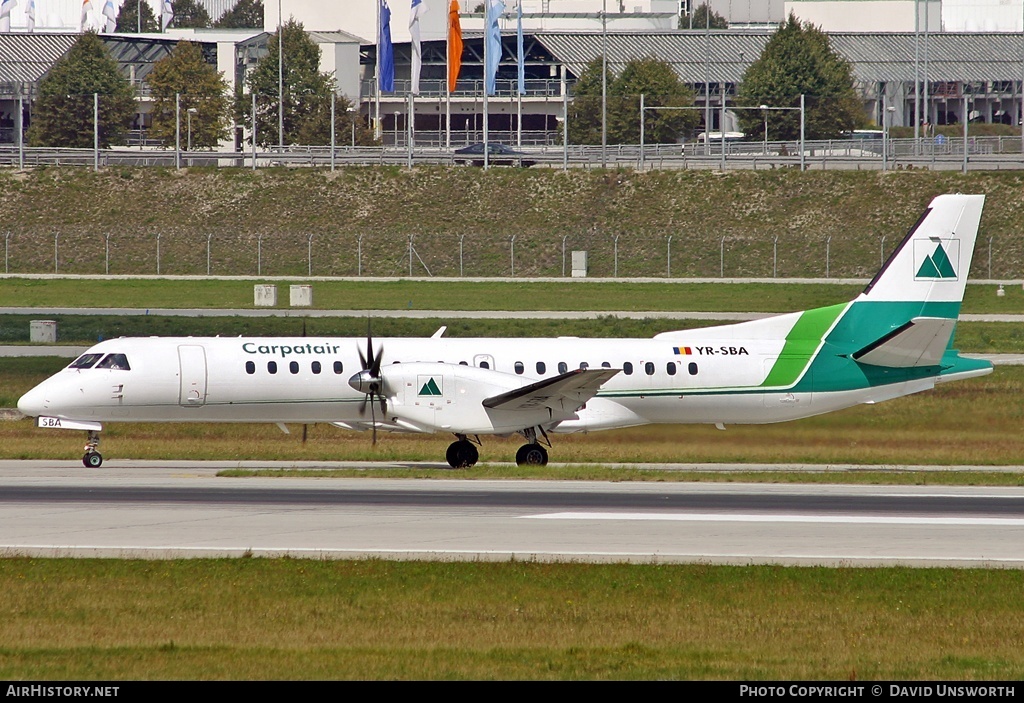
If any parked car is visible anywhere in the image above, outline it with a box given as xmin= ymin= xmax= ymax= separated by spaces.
xmin=454 ymin=142 xmax=535 ymax=167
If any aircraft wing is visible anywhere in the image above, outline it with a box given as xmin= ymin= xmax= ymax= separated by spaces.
xmin=482 ymin=368 xmax=619 ymax=412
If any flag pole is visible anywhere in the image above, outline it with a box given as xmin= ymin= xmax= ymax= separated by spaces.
xmin=483 ymin=1 xmax=489 ymax=169
xmin=375 ymin=0 xmax=381 ymax=141
xmin=446 ymin=2 xmax=451 ymax=149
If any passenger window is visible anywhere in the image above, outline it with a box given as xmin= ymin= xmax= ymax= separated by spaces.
xmin=289 ymin=361 xmax=299 ymax=374
xmin=601 ymin=362 xmax=611 ymax=368
xmin=645 ymin=362 xmax=655 ymax=376
xmin=333 ymin=361 xmax=343 ymax=374
xmin=311 ymin=361 xmax=321 ymax=374
xmin=514 ymin=361 xmax=524 ymax=375
xmin=245 ymin=361 xmax=256 ymax=375
xmin=623 ymin=362 xmax=633 ymax=375
xmin=558 ymin=362 xmax=568 ymax=374
xmin=96 ymin=353 xmax=130 ymax=370
xmin=536 ymin=361 xmax=546 ymax=374
xmin=268 ymin=361 xmax=278 ymax=374
xmin=688 ymin=362 xmax=698 ymax=375
xmin=69 ymin=353 xmax=103 ymax=369
xmin=479 ymin=360 xmax=490 ymax=369
xmin=579 ymin=362 xmax=589 ymax=370
xmin=459 ymin=361 xmax=469 ymax=366
xmin=667 ymin=362 xmax=677 ymax=376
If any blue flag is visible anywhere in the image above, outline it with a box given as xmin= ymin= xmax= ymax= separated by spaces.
xmin=516 ymin=0 xmax=524 ymax=95
xmin=379 ymin=0 xmax=395 ymax=93
xmin=485 ymin=0 xmax=504 ymax=96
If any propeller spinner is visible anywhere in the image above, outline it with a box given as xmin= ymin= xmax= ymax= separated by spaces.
xmin=348 ymin=330 xmax=388 ymax=442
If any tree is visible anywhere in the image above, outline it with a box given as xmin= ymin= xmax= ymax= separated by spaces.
xmin=115 ymin=0 xmax=159 ymax=32
xmin=27 ymin=32 xmax=136 ymax=148
xmin=214 ymin=0 xmax=263 ymax=28
xmin=736 ymin=13 xmax=864 ymax=141
xmin=238 ymin=19 xmax=342 ymax=146
xmin=680 ymin=3 xmax=728 ymax=30
xmin=566 ymin=57 xmax=605 ymax=145
xmin=295 ymin=93 xmax=375 ymax=147
xmin=172 ymin=0 xmax=211 ymax=28
xmin=569 ymin=56 xmax=697 ymax=145
xmin=147 ymin=40 xmax=231 ymax=148
xmin=609 ymin=57 xmax=699 ymax=144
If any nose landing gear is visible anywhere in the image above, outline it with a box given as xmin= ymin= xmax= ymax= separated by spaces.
xmin=83 ymin=430 xmax=102 ymax=468
xmin=446 ymin=435 xmax=480 ymax=468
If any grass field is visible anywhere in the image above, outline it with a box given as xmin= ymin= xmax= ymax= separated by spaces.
xmin=3 ymin=278 xmax=1024 ymax=314
xmin=3 ymin=168 xmax=1024 ymax=279
xmin=1 ymin=559 xmax=1022 ymax=679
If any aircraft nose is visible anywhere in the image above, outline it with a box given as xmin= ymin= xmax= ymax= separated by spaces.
xmin=17 ymin=385 xmax=47 ymax=418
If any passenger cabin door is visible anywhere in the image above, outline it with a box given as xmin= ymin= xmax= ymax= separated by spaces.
xmin=178 ymin=345 xmax=208 ymax=407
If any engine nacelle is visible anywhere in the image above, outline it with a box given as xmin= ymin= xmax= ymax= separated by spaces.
xmin=378 ymin=362 xmax=577 ymax=434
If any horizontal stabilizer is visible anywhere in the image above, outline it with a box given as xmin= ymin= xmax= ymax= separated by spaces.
xmin=852 ymin=317 xmax=957 ymax=368
xmin=483 ymin=368 xmax=619 ymax=412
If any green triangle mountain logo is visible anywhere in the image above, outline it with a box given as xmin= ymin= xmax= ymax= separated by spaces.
xmin=916 ymin=243 xmax=957 ymax=279
xmin=418 ymin=378 xmax=442 ymax=396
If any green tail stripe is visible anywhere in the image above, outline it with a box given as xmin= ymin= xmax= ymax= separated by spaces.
xmin=761 ymin=302 xmax=847 ymax=388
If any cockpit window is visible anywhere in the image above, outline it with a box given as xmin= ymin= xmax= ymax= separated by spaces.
xmin=69 ymin=353 xmax=103 ymax=369
xmin=95 ymin=353 xmax=131 ymax=371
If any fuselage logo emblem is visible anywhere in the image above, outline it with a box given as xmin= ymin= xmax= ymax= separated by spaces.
xmin=418 ymin=377 xmax=442 ymax=396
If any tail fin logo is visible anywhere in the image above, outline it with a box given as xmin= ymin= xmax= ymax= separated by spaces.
xmin=914 ymin=239 xmax=960 ymax=280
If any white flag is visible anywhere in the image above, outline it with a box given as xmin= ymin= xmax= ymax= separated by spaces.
xmin=161 ymin=0 xmax=173 ymax=31
xmin=80 ymin=0 xmax=94 ymax=31
xmin=25 ymin=0 xmax=35 ymax=32
xmin=0 ymin=0 xmax=18 ymax=33
xmin=102 ymin=0 xmax=116 ymax=32
xmin=409 ymin=0 xmax=426 ymax=95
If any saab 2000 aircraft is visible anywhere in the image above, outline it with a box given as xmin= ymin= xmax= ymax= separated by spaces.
xmin=18 ymin=194 xmax=991 ymax=469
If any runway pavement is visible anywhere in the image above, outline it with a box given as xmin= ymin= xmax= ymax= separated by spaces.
xmin=0 ymin=460 xmax=1022 ymax=568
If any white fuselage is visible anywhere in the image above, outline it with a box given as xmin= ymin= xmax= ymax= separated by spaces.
xmin=16 ymin=331 xmax=930 ymax=436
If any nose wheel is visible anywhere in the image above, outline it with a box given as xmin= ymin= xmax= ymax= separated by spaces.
xmin=83 ymin=430 xmax=102 ymax=468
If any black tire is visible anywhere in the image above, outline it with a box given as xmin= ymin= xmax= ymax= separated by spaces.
xmin=83 ymin=451 xmax=103 ymax=469
xmin=515 ymin=444 xmax=548 ymax=466
xmin=446 ymin=440 xmax=478 ymax=469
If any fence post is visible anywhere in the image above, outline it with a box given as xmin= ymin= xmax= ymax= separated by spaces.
xmin=720 ymin=236 xmax=725 ymax=278
xmin=156 ymin=233 xmax=161 ymax=275
xmin=613 ymin=234 xmax=619 ymax=277
xmin=308 ymin=234 xmax=315 ymax=276
xmin=207 ymin=233 xmax=213 ymax=276
xmin=773 ymin=235 xmax=778 ymax=278
xmin=826 ymin=235 xmax=832 ymax=278
xmin=880 ymin=236 xmax=886 ymax=268
xmin=666 ymin=235 xmax=673 ymax=278
xmin=510 ymin=235 xmax=516 ymax=277
xmin=357 ymin=234 xmax=363 ymax=276
xmin=257 ymin=233 xmax=263 ymax=276
xmin=53 ymin=232 xmax=59 ymax=273
xmin=105 ymin=233 xmax=111 ymax=275
xmin=4 ymin=232 xmax=9 ymax=274
xmin=459 ymin=234 xmax=465 ymax=277
xmin=989 ymin=236 xmax=993 ymax=279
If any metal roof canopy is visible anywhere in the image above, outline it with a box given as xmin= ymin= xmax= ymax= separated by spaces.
xmin=363 ymin=30 xmax=1024 ymax=85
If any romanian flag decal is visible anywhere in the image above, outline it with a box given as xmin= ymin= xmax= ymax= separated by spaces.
xmin=673 ymin=347 xmax=692 ymax=355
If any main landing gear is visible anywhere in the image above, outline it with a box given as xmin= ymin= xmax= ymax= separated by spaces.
xmin=445 ymin=429 xmax=552 ymax=468
xmin=446 ymin=435 xmax=479 ymax=468
xmin=515 ymin=427 xmax=549 ymax=467
xmin=83 ymin=430 xmax=102 ymax=468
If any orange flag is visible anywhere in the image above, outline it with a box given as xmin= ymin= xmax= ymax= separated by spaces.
xmin=448 ymin=1 xmax=463 ymax=94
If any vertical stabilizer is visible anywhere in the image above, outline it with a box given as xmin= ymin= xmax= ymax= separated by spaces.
xmin=860 ymin=193 xmax=985 ymax=308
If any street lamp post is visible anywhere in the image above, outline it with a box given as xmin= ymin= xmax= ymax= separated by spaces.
xmin=394 ymin=111 xmax=400 ymax=147
xmin=186 ymin=107 xmax=198 ymax=152
xmin=883 ymin=102 xmax=896 ymax=171
xmin=760 ymin=105 xmax=768 ymax=154
xmin=747 ymin=99 xmax=806 ymax=171
xmin=347 ymin=106 xmax=356 ymax=147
